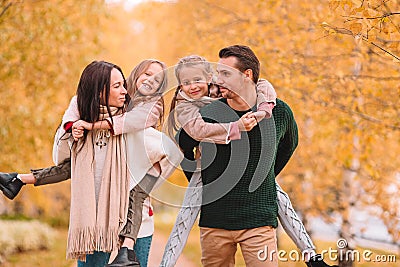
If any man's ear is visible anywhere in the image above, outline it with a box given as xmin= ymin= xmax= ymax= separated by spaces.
xmin=207 ymin=73 xmax=213 ymax=84
xmin=244 ymin=69 xmax=253 ymax=80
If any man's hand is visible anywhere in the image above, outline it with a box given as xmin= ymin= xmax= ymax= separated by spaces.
xmin=238 ymin=112 xmax=257 ymax=131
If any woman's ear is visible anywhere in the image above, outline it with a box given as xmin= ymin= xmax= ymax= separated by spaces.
xmin=100 ymin=87 xmax=106 ymax=105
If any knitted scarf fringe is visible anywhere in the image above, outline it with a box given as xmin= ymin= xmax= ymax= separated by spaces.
xmin=66 ymin=226 xmax=120 ymax=262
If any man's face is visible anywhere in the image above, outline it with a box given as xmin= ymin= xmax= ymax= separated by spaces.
xmin=216 ymin=56 xmax=246 ymax=99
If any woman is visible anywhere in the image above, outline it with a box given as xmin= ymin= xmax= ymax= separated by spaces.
xmin=55 ymin=60 xmax=182 ymax=266
xmin=70 ymin=59 xmax=182 ymax=266
xmin=0 ymin=59 xmax=180 ymax=266
xmin=54 ymin=60 xmax=131 ymax=266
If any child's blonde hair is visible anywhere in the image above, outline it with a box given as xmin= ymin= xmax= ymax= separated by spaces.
xmin=168 ymin=55 xmax=213 ymax=137
xmin=126 ymin=59 xmax=167 ymax=126
xmin=174 ymin=55 xmax=213 ymax=84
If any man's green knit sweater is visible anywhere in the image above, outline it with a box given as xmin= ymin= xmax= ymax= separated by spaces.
xmin=180 ymin=98 xmax=298 ymax=230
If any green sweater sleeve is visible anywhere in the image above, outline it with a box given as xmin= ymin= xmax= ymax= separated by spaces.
xmin=274 ymin=100 xmax=298 ymax=177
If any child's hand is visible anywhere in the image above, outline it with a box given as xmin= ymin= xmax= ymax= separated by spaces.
xmin=72 ymin=128 xmax=84 ymax=141
xmin=194 ymin=147 xmax=202 ymax=160
xmin=72 ymin=120 xmax=91 ymax=141
xmin=73 ymin=120 xmax=92 ymax=130
xmin=72 ymin=124 xmax=84 ymax=141
xmin=256 ymin=79 xmax=277 ymax=103
xmin=238 ymin=112 xmax=258 ymax=132
xmin=153 ymin=162 xmax=161 ymax=176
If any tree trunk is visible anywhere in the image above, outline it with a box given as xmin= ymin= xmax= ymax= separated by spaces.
xmin=338 ymin=167 xmax=357 ymax=267
xmin=338 ymin=43 xmax=363 ymax=267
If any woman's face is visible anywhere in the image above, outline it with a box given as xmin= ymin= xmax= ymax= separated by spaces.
xmin=107 ymin=68 xmax=127 ymax=107
xmin=136 ymin=63 xmax=164 ymax=96
xmin=178 ymin=66 xmax=210 ymax=100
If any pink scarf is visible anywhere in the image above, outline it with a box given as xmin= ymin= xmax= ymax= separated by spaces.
xmin=67 ymin=106 xmax=129 ymax=261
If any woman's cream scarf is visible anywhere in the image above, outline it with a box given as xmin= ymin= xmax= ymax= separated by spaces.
xmin=67 ymin=106 xmax=129 ymax=261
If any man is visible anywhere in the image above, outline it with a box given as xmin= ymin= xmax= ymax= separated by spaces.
xmin=173 ymin=45 xmax=284 ymax=266
xmin=176 ymin=45 xmax=335 ymax=267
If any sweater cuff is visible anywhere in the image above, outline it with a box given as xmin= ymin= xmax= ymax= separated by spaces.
xmin=110 ymin=113 xmax=125 ymax=135
xmin=257 ymin=102 xmax=275 ymax=119
xmin=227 ymin=122 xmax=241 ymax=142
xmin=63 ymin=121 xmax=74 ymax=133
xmin=105 ymin=118 xmax=115 ymax=135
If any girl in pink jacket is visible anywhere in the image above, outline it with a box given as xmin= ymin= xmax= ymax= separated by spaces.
xmin=168 ymin=55 xmax=276 ymax=144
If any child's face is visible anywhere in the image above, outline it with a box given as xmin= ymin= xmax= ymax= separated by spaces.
xmin=178 ymin=66 xmax=210 ymax=100
xmin=136 ymin=63 xmax=164 ymax=96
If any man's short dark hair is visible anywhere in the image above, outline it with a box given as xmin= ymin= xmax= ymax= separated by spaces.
xmin=219 ymin=45 xmax=260 ymax=83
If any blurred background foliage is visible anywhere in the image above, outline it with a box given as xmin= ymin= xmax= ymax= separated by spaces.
xmin=0 ymin=0 xmax=399 ymax=265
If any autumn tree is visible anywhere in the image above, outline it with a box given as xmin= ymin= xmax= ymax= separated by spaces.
xmin=325 ymin=0 xmax=400 ymax=61
xmin=128 ymin=1 xmax=400 ymax=265
xmin=1 ymin=1 xmax=398 ymax=265
xmin=0 ymin=0 xmax=109 ymax=221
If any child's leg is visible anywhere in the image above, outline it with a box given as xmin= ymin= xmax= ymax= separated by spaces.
xmin=120 ymin=184 xmax=148 ymax=247
xmin=277 ymin=183 xmax=338 ymax=267
xmin=107 ymin=174 xmax=158 ymax=267
xmin=0 ymin=158 xmax=71 ymax=200
xmin=161 ymin=170 xmax=202 ymax=267
xmin=276 ymin=182 xmax=316 ymax=258
xmin=0 ymin=172 xmax=24 ymax=200
xmin=120 ymin=174 xmax=158 ymax=245
xmin=31 ymin=158 xmax=71 ymax=186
